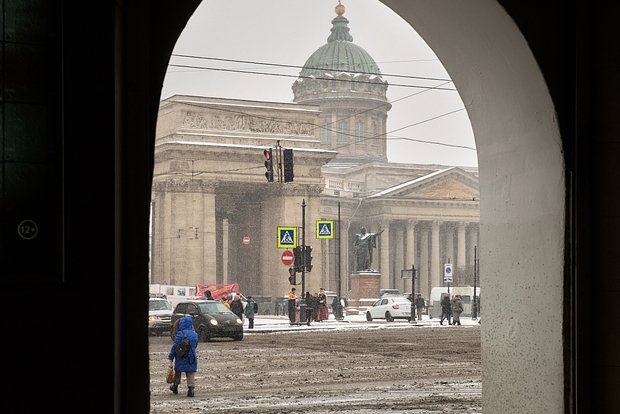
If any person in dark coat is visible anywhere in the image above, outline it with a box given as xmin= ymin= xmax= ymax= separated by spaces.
xmin=245 ymin=296 xmax=256 ymax=329
xmin=451 ymin=295 xmax=464 ymax=325
xmin=168 ymin=316 xmax=199 ymax=397
xmin=305 ymin=292 xmax=315 ymax=326
xmin=230 ymin=295 xmax=244 ymax=321
xmin=440 ymin=294 xmax=452 ymax=325
xmin=414 ymin=294 xmax=426 ymax=321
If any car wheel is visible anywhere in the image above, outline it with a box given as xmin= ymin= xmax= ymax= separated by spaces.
xmin=366 ymin=312 xmax=373 ymax=322
xmin=233 ymin=333 xmax=243 ymax=341
xmin=385 ymin=312 xmax=394 ymax=322
xmin=199 ymin=327 xmax=210 ymax=342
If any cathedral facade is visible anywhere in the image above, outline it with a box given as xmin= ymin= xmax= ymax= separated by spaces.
xmin=150 ymin=4 xmax=480 ymax=302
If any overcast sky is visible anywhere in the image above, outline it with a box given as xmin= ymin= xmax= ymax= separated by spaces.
xmin=161 ymin=0 xmax=478 ymax=167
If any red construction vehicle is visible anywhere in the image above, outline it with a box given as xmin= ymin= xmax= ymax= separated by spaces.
xmin=194 ymin=283 xmax=240 ymax=300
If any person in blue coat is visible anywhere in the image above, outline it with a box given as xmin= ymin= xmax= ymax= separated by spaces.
xmin=168 ymin=316 xmax=199 ymax=397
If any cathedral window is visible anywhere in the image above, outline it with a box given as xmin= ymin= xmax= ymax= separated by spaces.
xmin=321 ymin=120 xmax=331 ymax=144
xmin=338 ymin=119 xmax=349 ymax=143
xmin=371 ymin=121 xmax=378 ymax=143
xmin=356 ymin=120 xmax=365 ymax=144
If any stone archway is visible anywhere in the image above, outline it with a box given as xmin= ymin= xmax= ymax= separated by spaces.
xmin=381 ymin=1 xmax=565 ymax=412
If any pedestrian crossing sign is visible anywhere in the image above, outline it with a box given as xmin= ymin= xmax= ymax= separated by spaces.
xmin=316 ymin=220 xmax=334 ymax=239
xmin=277 ymin=226 xmax=297 ymax=249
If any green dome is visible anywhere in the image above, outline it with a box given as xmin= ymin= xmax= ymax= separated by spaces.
xmin=299 ymin=15 xmax=381 ymax=78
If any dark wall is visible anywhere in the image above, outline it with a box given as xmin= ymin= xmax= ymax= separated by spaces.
xmin=0 ymin=0 xmax=617 ymax=413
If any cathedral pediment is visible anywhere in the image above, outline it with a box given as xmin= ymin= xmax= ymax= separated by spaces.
xmin=368 ymin=167 xmax=479 ymax=200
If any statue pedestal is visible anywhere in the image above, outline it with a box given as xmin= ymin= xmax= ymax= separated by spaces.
xmin=349 ymin=272 xmax=381 ymax=310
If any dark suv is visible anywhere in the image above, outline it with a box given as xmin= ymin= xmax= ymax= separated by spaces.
xmin=171 ymin=300 xmax=244 ymax=341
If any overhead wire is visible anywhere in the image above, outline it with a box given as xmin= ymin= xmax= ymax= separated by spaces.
xmin=170 ymin=54 xmax=453 ymax=83
xmin=167 ymin=63 xmax=457 ymax=91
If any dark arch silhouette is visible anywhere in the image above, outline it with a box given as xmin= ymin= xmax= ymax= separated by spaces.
xmin=1 ymin=1 xmax=617 ymax=413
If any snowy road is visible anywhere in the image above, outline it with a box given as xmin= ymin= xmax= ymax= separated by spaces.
xmin=149 ymin=315 xmax=481 ymax=413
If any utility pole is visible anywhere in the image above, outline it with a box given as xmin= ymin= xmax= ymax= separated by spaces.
xmin=410 ymin=263 xmax=417 ymax=325
xmin=337 ymin=202 xmax=341 ymax=300
xmin=276 ymin=140 xmax=283 ymax=183
xmin=300 ymin=199 xmax=306 ymax=322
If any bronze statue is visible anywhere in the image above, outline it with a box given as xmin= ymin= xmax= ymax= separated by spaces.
xmin=353 ymin=226 xmax=384 ymax=272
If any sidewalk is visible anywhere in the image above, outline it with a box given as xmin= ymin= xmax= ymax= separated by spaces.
xmin=243 ymin=314 xmax=480 ymax=333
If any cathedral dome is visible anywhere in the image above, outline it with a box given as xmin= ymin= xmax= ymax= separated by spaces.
xmin=299 ymin=14 xmax=382 ymax=78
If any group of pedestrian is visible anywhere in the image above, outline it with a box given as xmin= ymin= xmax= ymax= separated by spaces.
xmin=287 ymin=287 xmax=332 ymax=325
xmin=202 ymin=289 xmax=257 ymax=329
xmin=303 ymin=288 xmax=330 ymax=325
xmin=440 ymin=294 xmax=464 ymax=325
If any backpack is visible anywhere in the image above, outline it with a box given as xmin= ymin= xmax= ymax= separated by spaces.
xmin=175 ymin=333 xmax=191 ymax=359
xmin=253 ymin=302 xmax=258 ymax=313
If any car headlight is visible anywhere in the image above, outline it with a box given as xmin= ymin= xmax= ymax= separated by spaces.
xmin=209 ymin=319 xmax=218 ymax=326
xmin=236 ymin=318 xmax=242 ymax=324
xmin=148 ymin=316 xmax=159 ymax=321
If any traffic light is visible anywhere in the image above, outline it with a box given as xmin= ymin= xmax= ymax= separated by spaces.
xmin=288 ymin=267 xmax=296 ymax=285
xmin=303 ymin=245 xmax=313 ymax=272
xmin=263 ymin=148 xmax=274 ymax=182
xmin=283 ymin=148 xmax=294 ymax=182
xmin=293 ymin=246 xmax=303 ymax=272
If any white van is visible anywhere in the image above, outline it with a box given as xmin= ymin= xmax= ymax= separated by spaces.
xmin=428 ymin=286 xmax=481 ymax=318
xmin=149 ymin=284 xmax=197 ymax=308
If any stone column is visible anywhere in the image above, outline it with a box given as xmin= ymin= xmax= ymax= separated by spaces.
xmin=322 ymin=237 xmax=330 ymax=291
xmin=150 ymin=192 xmax=164 ymax=282
xmin=202 ymin=191 xmax=217 ymax=283
xmin=222 ymin=218 xmax=229 ymax=284
xmin=394 ymin=225 xmax=405 ymax=292
xmin=457 ymin=221 xmax=467 ymax=269
xmin=379 ymin=221 xmax=390 ymax=289
xmin=161 ymin=190 xmax=173 ymax=283
xmin=444 ymin=222 xmax=454 ymax=264
xmin=170 ymin=192 xmax=188 ymax=285
xmin=419 ymin=225 xmax=429 ymax=298
xmin=468 ymin=223 xmax=479 ymax=267
xmin=405 ymin=220 xmax=416 ymax=294
xmin=431 ymin=220 xmax=441 ymax=289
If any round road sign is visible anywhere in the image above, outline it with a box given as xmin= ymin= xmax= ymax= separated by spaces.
xmin=281 ymin=250 xmax=295 ymax=266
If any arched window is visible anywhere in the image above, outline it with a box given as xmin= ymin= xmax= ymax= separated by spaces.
xmin=338 ymin=119 xmax=349 ymax=143
xmin=321 ymin=120 xmax=331 ymax=144
xmin=356 ymin=120 xmax=365 ymax=144
xmin=370 ymin=121 xmax=378 ymax=144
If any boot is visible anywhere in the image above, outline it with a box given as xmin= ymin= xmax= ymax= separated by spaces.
xmin=187 ymin=387 xmax=195 ymax=397
xmin=169 ymin=383 xmax=179 ymax=394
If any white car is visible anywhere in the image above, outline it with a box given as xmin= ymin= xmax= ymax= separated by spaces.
xmin=149 ymin=297 xmax=173 ymax=335
xmin=366 ymin=297 xmax=412 ymax=322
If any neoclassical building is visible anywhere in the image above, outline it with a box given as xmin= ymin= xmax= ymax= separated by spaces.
xmin=150 ymin=3 xmax=480 ymax=301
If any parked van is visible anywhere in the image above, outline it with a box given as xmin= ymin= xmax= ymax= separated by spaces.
xmin=149 ymin=284 xmax=197 ymax=308
xmin=428 ymin=286 xmax=481 ymax=318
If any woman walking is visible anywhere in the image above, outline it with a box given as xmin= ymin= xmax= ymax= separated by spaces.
xmin=168 ymin=316 xmax=199 ymax=397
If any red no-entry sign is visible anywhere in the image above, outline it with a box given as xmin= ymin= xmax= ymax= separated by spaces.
xmin=281 ymin=250 xmax=295 ymax=266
